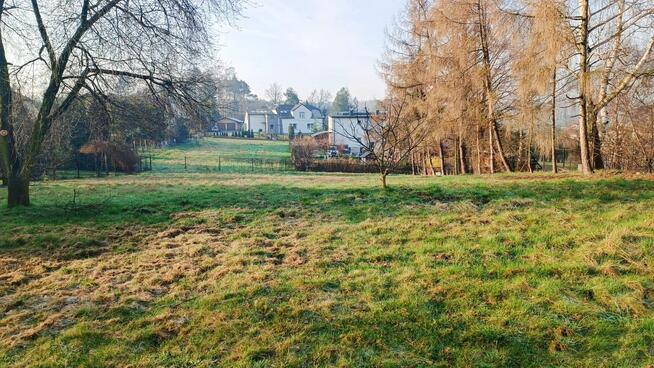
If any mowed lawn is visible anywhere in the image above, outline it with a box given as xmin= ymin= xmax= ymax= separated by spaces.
xmin=1 ymin=139 xmax=654 ymax=367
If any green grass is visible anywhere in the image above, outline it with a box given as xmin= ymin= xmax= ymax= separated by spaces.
xmin=1 ymin=138 xmax=654 ymax=367
xmin=150 ymin=137 xmax=291 ymax=173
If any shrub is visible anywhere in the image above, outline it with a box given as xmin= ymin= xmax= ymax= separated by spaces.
xmin=80 ymin=140 xmax=139 ymax=173
xmin=290 ymin=137 xmax=319 ymax=171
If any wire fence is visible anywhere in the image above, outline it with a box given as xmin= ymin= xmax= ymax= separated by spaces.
xmin=156 ymin=155 xmax=295 ymax=174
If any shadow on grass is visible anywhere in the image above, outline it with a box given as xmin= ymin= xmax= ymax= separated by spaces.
xmin=0 ymin=176 xmax=651 ymax=258
xmin=1 ymin=176 xmax=651 ymax=366
xmin=1 ymin=177 xmax=653 ymax=229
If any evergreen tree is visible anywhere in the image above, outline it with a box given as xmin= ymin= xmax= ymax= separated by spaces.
xmin=284 ymin=88 xmax=300 ymax=105
xmin=332 ymin=88 xmax=353 ymax=113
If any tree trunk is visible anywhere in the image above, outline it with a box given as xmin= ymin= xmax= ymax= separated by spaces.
xmin=591 ymin=113 xmax=604 ymax=170
xmin=454 ymin=138 xmax=460 ymax=175
xmin=493 ymin=123 xmax=511 ymax=172
xmin=527 ymin=125 xmax=534 ymax=174
xmin=427 ymin=149 xmax=437 ymax=176
xmin=411 ymin=152 xmax=416 ymax=175
xmin=489 ymin=119 xmax=495 ymax=174
xmin=517 ymin=129 xmax=524 ymax=171
xmin=7 ymin=175 xmax=29 ymax=208
xmin=459 ymin=138 xmax=468 ymax=174
xmin=95 ymin=153 xmax=100 ymax=177
xmin=577 ymin=0 xmax=593 ymax=175
xmin=380 ymin=171 xmax=388 ymax=189
xmin=551 ymin=69 xmax=558 ymax=174
xmin=476 ymin=125 xmax=481 ymax=174
xmin=478 ymin=0 xmax=510 ymax=174
xmin=439 ymin=140 xmax=446 ymax=176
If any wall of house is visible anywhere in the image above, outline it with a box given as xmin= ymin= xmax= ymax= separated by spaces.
xmin=281 ymin=118 xmax=320 ymax=135
xmin=245 ymin=114 xmax=268 ymax=133
xmin=328 ymin=117 xmax=367 ymax=155
xmin=291 ymin=105 xmax=313 ymax=120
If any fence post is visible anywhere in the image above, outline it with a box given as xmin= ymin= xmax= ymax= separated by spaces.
xmin=184 ymin=155 xmax=187 ymax=170
xmin=218 ymin=156 xmax=221 ymax=171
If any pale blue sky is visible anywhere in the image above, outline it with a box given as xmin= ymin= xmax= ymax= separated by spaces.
xmin=216 ymin=0 xmax=403 ymax=101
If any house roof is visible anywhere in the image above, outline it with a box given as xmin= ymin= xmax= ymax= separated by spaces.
xmin=329 ymin=112 xmax=375 ymax=119
xmin=292 ymin=103 xmax=324 ymax=119
xmin=217 ymin=117 xmax=244 ymax=124
xmin=274 ymin=104 xmax=294 ymax=119
xmin=292 ymin=102 xmax=320 ymax=112
xmin=247 ymin=111 xmax=276 ymax=116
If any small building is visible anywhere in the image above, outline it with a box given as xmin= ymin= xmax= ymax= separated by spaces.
xmin=328 ymin=112 xmax=382 ymax=156
xmin=209 ymin=117 xmax=244 ymax=136
xmin=244 ymin=111 xmax=280 ymax=134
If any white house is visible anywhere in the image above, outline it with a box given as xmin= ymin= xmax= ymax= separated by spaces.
xmin=245 ymin=103 xmax=324 ymax=135
xmin=328 ymin=112 xmax=383 ymax=155
xmin=280 ymin=103 xmax=323 ymax=135
xmin=244 ymin=111 xmax=279 ymax=134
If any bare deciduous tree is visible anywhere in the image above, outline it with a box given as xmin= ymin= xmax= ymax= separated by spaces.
xmin=0 ymin=0 xmax=243 ymax=207
xmin=265 ymin=83 xmax=283 ymax=106
xmin=335 ymin=96 xmax=429 ymax=189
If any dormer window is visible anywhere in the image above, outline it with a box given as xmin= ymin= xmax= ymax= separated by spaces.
xmin=299 ymin=112 xmax=306 ymax=119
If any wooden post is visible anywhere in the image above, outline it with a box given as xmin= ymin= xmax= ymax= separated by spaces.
xmin=184 ymin=155 xmax=187 ymax=170
xmin=218 ymin=156 xmax=221 ymax=171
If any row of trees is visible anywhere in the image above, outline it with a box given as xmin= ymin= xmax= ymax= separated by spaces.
xmin=264 ymin=84 xmax=373 ymax=115
xmin=380 ymin=0 xmax=654 ymax=176
xmin=5 ymin=74 xmax=222 ymax=181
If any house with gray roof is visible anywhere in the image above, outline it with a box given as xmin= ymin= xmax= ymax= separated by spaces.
xmin=244 ymin=102 xmax=325 ymax=136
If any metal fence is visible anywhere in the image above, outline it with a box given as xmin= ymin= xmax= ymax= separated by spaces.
xmin=156 ymin=155 xmax=294 ymax=174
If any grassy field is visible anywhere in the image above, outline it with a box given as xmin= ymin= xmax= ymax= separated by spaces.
xmin=150 ymin=138 xmax=292 ymax=173
xmin=1 ymin=138 xmax=654 ymax=367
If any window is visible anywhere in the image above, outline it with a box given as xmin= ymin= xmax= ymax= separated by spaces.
xmin=299 ymin=112 xmax=306 ymax=119
xmin=307 ymin=123 xmax=313 ymax=130
xmin=270 ymin=124 xmax=274 ymax=129
xmin=289 ymin=123 xmax=297 ymax=130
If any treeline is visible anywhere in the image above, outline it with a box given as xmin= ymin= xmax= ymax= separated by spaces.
xmin=2 ymin=87 xmax=215 ymax=180
xmin=382 ymin=0 xmax=654 ymax=175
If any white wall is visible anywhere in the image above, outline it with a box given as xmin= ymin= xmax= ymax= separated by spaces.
xmin=291 ymin=105 xmax=312 ymax=119
xmin=281 ymin=118 xmax=319 ymax=135
xmin=245 ymin=113 xmax=268 ymax=133
xmin=328 ymin=116 xmax=367 ymax=155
